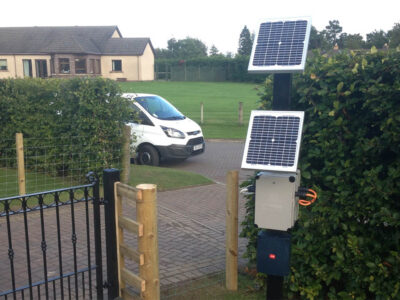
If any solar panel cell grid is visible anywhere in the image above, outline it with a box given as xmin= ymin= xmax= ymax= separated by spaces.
xmin=249 ymin=18 xmax=310 ymax=72
xmin=246 ymin=116 xmax=301 ymax=167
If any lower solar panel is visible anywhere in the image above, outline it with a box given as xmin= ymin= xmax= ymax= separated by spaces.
xmin=241 ymin=110 xmax=304 ymax=172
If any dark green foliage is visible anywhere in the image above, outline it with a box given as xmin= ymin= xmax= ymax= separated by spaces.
xmin=322 ymin=20 xmax=343 ymax=47
xmin=238 ymin=26 xmax=253 ymax=56
xmin=388 ymin=23 xmax=400 ymax=48
xmin=155 ymin=37 xmax=208 ymax=59
xmin=241 ymin=50 xmax=400 ymax=298
xmin=155 ymin=56 xmax=265 ymax=82
xmin=338 ymin=33 xmax=365 ymax=50
xmin=0 ymin=77 xmax=132 ymax=181
xmin=366 ymin=30 xmax=389 ymax=49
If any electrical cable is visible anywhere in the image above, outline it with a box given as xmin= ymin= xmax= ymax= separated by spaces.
xmin=298 ymin=188 xmax=317 ymax=206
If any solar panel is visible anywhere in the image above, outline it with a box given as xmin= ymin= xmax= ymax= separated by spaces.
xmin=241 ymin=110 xmax=304 ymax=172
xmin=248 ymin=17 xmax=311 ymax=73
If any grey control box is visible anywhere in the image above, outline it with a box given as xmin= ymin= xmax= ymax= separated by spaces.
xmin=255 ymin=171 xmax=300 ymax=231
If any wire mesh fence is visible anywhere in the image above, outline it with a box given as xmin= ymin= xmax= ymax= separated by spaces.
xmin=0 ymin=135 xmax=124 ymax=198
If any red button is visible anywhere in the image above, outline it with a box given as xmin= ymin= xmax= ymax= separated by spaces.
xmin=269 ymin=253 xmax=276 ymax=259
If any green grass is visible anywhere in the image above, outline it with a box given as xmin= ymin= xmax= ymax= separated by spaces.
xmin=119 ymin=81 xmax=261 ymax=139
xmin=0 ymin=167 xmax=78 ymax=198
xmin=1 ymin=164 xmax=213 ymax=199
xmin=162 ymin=273 xmax=265 ymax=299
xmin=129 ymin=164 xmax=213 ymax=191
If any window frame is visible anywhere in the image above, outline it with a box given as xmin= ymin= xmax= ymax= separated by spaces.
xmin=0 ymin=59 xmax=7 ymax=71
xmin=112 ymin=60 xmax=122 ymax=72
xmin=59 ymin=58 xmax=70 ymax=74
xmin=75 ymin=58 xmax=87 ymax=74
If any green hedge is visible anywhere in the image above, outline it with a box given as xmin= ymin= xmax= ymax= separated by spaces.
xmin=155 ymin=56 xmax=266 ymax=82
xmin=0 ymin=77 xmax=132 ymax=180
xmin=241 ymin=49 xmax=400 ymax=299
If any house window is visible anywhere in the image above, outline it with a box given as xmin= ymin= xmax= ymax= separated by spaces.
xmin=23 ymin=60 xmax=32 ymax=77
xmin=89 ymin=59 xmax=95 ymax=74
xmin=59 ymin=58 xmax=70 ymax=73
xmin=112 ymin=60 xmax=122 ymax=72
xmin=95 ymin=59 xmax=101 ymax=74
xmin=0 ymin=59 xmax=7 ymax=71
xmin=75 ymin=58 xmax=86 ymax=74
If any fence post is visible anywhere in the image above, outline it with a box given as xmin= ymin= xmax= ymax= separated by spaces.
xmin=137 ymin=184 xmax=160 ymax=300
xmin=103 ymin=168 xmax=120 ymax=299
xmin=16 ymin=133 xmax=26 ymax=195
xmin=89 ymin=173 xmax=104 ymax=299
xmin=121 ymin=125 xmax=131 ymax=184
xmin=200 ymin=102 xmax=204 ymax=124
xmin=226 ymin=170 xmax=238 ymax=291
xmin=238 ymin=102 xmax=243 ymax=125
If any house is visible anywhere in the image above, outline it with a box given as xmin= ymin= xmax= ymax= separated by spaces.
xmin=0 ymin=26 xmax=154 ymax=81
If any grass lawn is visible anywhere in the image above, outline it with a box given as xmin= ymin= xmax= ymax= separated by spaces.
xmin=162 ymin=272 xmax=265 ymax=299
xmin=119 ymin=81 xmax=262 ymax=139
xmin=1 ymin=164 xmax=213 ymax=200
xmin=129 ymin=164 xmax=213 ymax=191
xmin=0 ymin=167 xmax=78 ymax=198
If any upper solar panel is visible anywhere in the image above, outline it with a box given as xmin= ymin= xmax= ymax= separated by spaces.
xmin=248 ymin=17 xmax=311 ymax=73
xmin=241 ymin=110 xmax=304 ymax=172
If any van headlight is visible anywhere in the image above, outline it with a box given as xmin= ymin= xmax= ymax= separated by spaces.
xmin=161 ymin=126 xmax=185 ymax=139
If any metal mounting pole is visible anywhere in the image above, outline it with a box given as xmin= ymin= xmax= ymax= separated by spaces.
xmin=266 ymin=73 xmax=293 ymax=300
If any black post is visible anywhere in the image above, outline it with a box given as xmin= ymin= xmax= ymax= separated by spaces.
xmin=272 ymin=73 xmax=292 ymax=111
xmin=103 ymin=168 xmax=120 ymax=299
xmin=266 ymin=73 xmax=293 ymax=300
xmin=90 ymin=173 xmax=104 ymax=299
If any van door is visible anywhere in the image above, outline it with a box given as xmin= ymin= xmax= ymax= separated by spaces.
xmin=129 ymin=105 xmax=155 ymax=146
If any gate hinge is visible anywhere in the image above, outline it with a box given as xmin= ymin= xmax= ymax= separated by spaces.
xmin=102 ymin=281 xmax=111 ymax=289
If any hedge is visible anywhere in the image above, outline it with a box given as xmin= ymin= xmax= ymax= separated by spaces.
xmin=0 ymin=77 xmax=132 ymax=181
xmin=155 ymin=56 xmax=266 ymax=82
xmin=240 ymin=49 xmax=400 ymax=299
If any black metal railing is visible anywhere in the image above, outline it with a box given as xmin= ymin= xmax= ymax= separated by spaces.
xmin=0 ymin=173 xmax=103 ymax=299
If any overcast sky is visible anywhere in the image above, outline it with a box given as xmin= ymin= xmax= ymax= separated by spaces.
xmin=1 ymin=0 xmax=399 ymax=54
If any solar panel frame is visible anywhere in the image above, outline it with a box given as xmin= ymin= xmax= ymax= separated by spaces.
xmin=248 ymin=17 xmax=312 ymax=74
xmin=241 ymin=110 xmax=305 ymax=172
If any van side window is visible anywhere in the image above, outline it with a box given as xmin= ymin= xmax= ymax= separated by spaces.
xmin=131 ymin=105 xmax=154 ymax=126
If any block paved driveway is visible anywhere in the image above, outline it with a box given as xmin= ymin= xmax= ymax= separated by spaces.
xmin=157 ymin=140 xmax=253 ymax=286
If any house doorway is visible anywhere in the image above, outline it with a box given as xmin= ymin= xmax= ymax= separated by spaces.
xmin=22 ymin=59 xmax=32 ymax=77
xmin=35 ymin=60 xmax=48 ymax=78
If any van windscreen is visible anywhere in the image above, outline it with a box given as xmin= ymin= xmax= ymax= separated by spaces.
xmin=135 ymin=96 xmax=185 ymax=120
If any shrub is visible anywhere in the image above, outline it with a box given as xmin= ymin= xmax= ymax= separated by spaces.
xmin=0 ymin=77 xmax=132 ymax=180
xmin=241 ymin=49 xmax=400 ymax=299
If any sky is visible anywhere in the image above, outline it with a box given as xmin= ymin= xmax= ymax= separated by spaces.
xmin=1 ymin=0 xmax=399 ymax=54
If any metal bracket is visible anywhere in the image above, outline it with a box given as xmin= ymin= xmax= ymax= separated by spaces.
xmin=86 ymin=171 xmax=99 ymax=184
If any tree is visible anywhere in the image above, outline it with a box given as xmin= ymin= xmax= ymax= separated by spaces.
xmin=209 ymin=45 xmax=220 ymax=56
xmin=309 ymin=26 xmax=329 ymax=50
xmin=388 ymin=22 xmax=400 ymax=48
xmin=366 ymin=30 xmax=389 ymax=49
xmin=323 ymin=20 xmax=343 ymax=47
xmin=155 ymin=48 xmax=173 ymax=59
xmin=238 ymin=26 xmax=253 ymax=56
xmin=339 ymin=33 xmax=365 ymax=49
xmin=166 ymin=37 xmax=208 ymax=59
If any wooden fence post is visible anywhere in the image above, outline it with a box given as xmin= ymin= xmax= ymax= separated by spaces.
xmin=226 ymin=170 xmax=239 ymax=291
xmin=137 ymin=184 xmax=160 ymax=300
xmin=16 ymin=133 xmax=26 ymax=195
xmin=121 ymin=125 xmax=131 ymax=184
xmin=239 ymin=102 xmax=243 ymax=125
xmin=200 ymin=102 xmax=204 ymax=124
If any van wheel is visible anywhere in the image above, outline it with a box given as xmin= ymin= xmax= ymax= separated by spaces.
xmin=138 ymin=145 xmax=159 ymax=166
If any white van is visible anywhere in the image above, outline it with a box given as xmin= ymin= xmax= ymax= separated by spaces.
xmin=123 ymin=93 xmax=205 ymax=166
